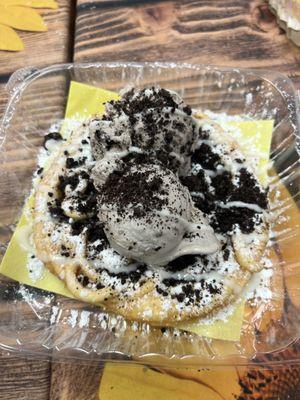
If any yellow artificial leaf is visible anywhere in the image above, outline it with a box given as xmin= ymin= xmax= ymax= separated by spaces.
xmin=0 ymin=22 xmax=23 ymax=51
xmin=0 ymin=0 xmax=57 ymax=8
xmin=100 ymin=363 xmax=230 ymax=400
xmin=158 ymin=367 xmax=242 ymax=400
xmin=0 ymin=5 xmax=47 ymax=31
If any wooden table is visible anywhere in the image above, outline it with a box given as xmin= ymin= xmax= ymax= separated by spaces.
xmin=1 ymin=1 xmax=300 ymax=399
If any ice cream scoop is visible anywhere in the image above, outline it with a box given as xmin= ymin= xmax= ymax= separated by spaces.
xmin=90 ymin=87 xmax=198 ymax=175
xmin=94 ymin=160 xmax=220 ymax=266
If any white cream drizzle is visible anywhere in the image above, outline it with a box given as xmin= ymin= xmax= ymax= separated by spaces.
xmin=218 ymin=201 xmax=264 ymax=213
xmin=15 ymin=224 xmax=34 ymax=253
xmin=154 ymin=266 xmax=223 ymax=283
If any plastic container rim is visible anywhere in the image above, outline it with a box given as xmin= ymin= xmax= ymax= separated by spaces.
xmin=1 ymin=61 xmax=300 ymax=140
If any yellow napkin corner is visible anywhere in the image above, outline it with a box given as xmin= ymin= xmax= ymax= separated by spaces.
xmin=177 ymin=300 xmax=245 ymax=341
xmin=0 ymin=81 xmax=273 ymax=341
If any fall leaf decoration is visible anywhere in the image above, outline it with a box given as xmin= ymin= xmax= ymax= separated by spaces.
xmin=0 ymin=0 xmax=58 ymax=52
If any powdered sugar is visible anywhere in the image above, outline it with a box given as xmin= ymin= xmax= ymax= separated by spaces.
xmin=17 ymin=284 xmax=54 ymax=310
xmin=95 ymin=248 xmax=136 ymax=274
xmin=245 ymin=265 xmax=273 ymax=304
xmin=79 ymin=310 xmax=90 ymax=328
xmin=27 ymin=254 xmax=45 ymax=282
xmin=68 ymin=309 xmax=79 ymax=328
xmin=50 ymin=306 xmax=59 ymax=324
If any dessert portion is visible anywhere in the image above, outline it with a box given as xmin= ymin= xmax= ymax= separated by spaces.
xmin=32 ymin=87 xmax=269 ymax=325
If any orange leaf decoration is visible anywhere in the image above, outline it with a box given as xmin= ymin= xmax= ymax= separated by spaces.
xmin=0 ymin=1 xmax=58 ymax=52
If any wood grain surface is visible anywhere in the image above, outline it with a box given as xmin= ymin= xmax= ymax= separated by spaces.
xmin=74 ymin=0 xmax=300 ymax=87
xmin=0 ymin=351 xmax=51 ymax=400
xmin=50 ymin=362 xmax=103 ymax=400
xmin=0 ymin=1 xmax=73 ymax=399
xmin=0 ymin=0 xmax=74 ymax=118
xmin=0 ymin=0 xmax=300 ymax=399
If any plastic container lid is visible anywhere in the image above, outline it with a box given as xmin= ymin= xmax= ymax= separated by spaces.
xmin=0 ymin=62 xmax=299 ymax=366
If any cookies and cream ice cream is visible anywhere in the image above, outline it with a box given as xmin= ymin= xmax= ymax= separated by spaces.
xmin=93 ymin=156 xmax=220 ymax=266
xmin=90 ymin=87 xmax=221 ymax=266
xmin=90 ymin=87 xmax=198 ymax=175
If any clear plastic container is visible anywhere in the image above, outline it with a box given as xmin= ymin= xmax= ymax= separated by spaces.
xmin=0 ymin=62 xmax=299 ymax=367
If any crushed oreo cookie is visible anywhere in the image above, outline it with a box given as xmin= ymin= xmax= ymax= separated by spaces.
xmin=106 ymin=87 xmax=179 ymax=117
xmin=48 ymin=198 xmax=69 ymax=222
xmin=213 ymin=206 xmax=258 ymax=234
xmin=166 ymin=255 xmax=198 ymax=272
xmin=230 ymin=168 xmax=268 ymax=209
xmin=85 ymin=221 xmax=109 ymax=259
xmin=185 ymin=143 xmax=268 ymax=234
xmin=77 ymin=264 xmax=148 ymax=291
xmin=100 ymin=162 xmax=168 ymax=218
xmin=105 ymin=264 xmax=147 ymax=286
xmin=43 ymin=132 xmax=63 ymax=150
xmin=180 ymin=170 xmax=208 ymax=193
xmin=156 ymin=277 xmax=222 ymax=305
xmin=211 ymin=171 xmax=234 ymax=200
xmin=66 ymin=156 xmax=87 ymax=169
xmin=192 ymin=143 xmax=222 ymax=170
xmin=48 ymin=166 xmax=108 ymax=250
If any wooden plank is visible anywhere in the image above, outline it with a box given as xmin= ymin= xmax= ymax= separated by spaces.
xmin=0 ymin=0 xmax=74 ymax=117
xmin=74 ymin=0 xmax=300 ymax=88
xmin=0 ymin=1 xmax=73 ymax=399
xmin=0 ymin=350 xmax=51 ymax=400
xmin=0 ymin=0 xmax=73 ymax=75
xmin=50 ymin=361 xmax=104 ymax=400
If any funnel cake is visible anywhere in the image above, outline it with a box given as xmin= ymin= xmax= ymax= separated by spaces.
xmin=33 ymin=87 xmax=269 ymax=325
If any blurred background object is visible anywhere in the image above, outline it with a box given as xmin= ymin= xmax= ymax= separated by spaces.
xmin=269 ymin=0 xmax=300 ymax=46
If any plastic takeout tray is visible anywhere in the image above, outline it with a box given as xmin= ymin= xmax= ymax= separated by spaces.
xmin=0 ymin=62 xmax=299 ymax=366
